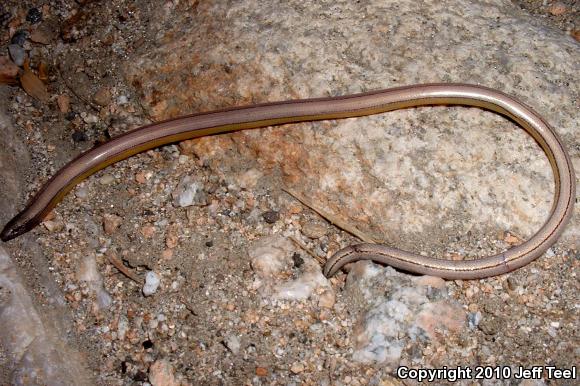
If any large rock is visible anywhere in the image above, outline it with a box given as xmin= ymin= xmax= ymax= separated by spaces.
xmin=125 ymin=0 xmax=578 ymax=259
xmin=0 ymin=91 xmax=94 ymax=385
xmin=0 ymin=245 xmax=94 ymax=385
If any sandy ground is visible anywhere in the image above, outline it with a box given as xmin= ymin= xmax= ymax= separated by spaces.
xmin=0 ymin=1 xmax=578 ymax=385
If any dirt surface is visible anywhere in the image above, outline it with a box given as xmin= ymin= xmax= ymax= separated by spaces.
xmin=512 ymin=0 xmax=579 ymax=38
xmin=0 ymin=1 xmax=578 ymax=385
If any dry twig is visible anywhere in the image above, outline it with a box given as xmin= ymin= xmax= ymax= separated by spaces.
xmin=107 ymin=253 xmax=143 ymax=284
xmin=289 ymin=235 xmax=326 ymax=265
xmin=282 ymin=186 xmax=378 ymax=243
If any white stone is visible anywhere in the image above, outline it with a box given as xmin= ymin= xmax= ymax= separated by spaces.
xmin=143 ymin=271 xmax=161 ymax=297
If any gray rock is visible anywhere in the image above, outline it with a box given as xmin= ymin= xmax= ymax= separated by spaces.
xmin=344 ymin=262 xmax=465 ymax=366
xmin=172 ymin=175 xmax=207 ymax=207
xmin=0 ymin=246 xmax=94 ymax=385
xmin=8 ymin=44 xmax=26 ymax=66
xmin=143 ymin=271 xmax=161 ymax=296
xmin=224 ymin=334 xmax=241 ymax=355
xmin=77 ymin=254 xmax=112 ymax=310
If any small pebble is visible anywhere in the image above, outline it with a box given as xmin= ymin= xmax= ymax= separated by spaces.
xmin=77 ymin=254 xmax=112 ymax=310
xmin=224 ymin=334 xmax=241 ymax=355
xmin=141 ymin=225 xmax=156 ymax=238
xmin=301 ymin=223 xmax=327 ymax=239
xmin=507 ymin=276 xmax=518 ymax=291
xmin=503 ymin=232 xmax=521 ymax=245
xmin=288 ymin=202 xmax=303 ymax=214
xmin=43 ymin=220 xmax=63 ymax=233
xmin=82 ymin=113 xmax=98 ymax=124
xmin=172 ymin=175 xmax=207 ymax=207
xmin=10 ymin=30 xmax=28 ymax=46
xmin=415 ymin=275 xmax=446 ymax=289
xmin=117 ymin=316 xmax=129 ymax=340
xmin=72 ymin=130 xmax=88 ymax=142
xmin=102 ymin=214 xmax=122 ymax=234
xmin=165 ymin=230 xmax=178 ymax=249
xmin=255 ymin=367 xmax=268 ymax=377
xmin=148 ymin=359 xmax=179 ymax=386
xmin=318 ymin=289 xmax=336 ymax=309
xmin=467 ymin=312 xmax=482 ymax=329
xmin=236 ymin=168 xmax=263 ymax=189
xmin=26 ymin=8 xmax=42 ymax=24
xmin=75 ymin=185 xmax=89 ymax=199
xmin=94 ymin=87 xmax=111 ymax=106
xmin=8 ymin=44 xmax=26 ymax=66
xmin=478 ymin=316 xmax=500 ymax=335
xmin=465 ymin=285 xmax=479 ymax=298
xmin=0 ymin=56 xmax=19 ymax=84
xmin=57 ymin=94 xmax=70 ymax=113
xmin=290 ymin=362 xmax=305 ymax=374
xmin=117 ymin=95 xmax=129 ymax=104
xmin=178 ymin=140 xmax=196 ymax=155
xmin=547 ymin=2 xmax=567 ymax=16
xmin=30 ymin=26 xmax=54 ymax=45
xmin=292 ymin=252 xmax=304 ymax=268
xmin=262 ymin=210 xmax=279 ymax=224
xmin=135 ymin=171 xmax=148 ymax=184
xmin=99 ymin=174 xmax=115 ymax=185
xmin=143 ymin=271 xmax=161 ymax=297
